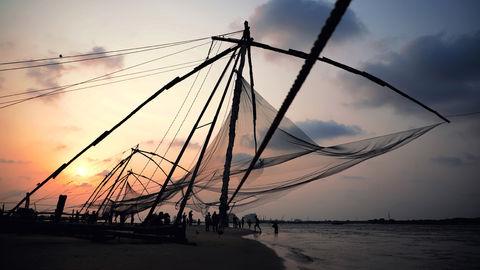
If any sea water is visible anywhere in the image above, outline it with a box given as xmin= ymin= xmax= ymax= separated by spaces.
xmin=246 ymin=223 xmax=480 ymax=270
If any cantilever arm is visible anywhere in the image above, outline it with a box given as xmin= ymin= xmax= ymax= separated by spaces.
xmin=211 ymin=36 xmax=450 ymax=123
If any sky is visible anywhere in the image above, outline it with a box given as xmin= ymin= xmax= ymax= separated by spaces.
xmin=0 ymin=0 xmax=479 ymax=220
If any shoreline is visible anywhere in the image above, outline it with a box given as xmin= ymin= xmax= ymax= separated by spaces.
xmin=0 ymin=226 xmax=285 ymax=270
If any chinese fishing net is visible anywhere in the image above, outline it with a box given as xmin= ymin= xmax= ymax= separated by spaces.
xmin=106 ymin=76 xmax=439 ymax=216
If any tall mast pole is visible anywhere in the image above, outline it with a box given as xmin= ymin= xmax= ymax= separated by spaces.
xmin=218 ymin=21 xmax=251 ymax=228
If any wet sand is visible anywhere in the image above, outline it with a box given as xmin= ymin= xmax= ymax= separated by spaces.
xmin=0 ymin=226 xmax=284 ymax=270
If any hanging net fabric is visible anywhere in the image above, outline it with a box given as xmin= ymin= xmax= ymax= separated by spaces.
xmin=109 ymin=77 xmax=439 ymax=215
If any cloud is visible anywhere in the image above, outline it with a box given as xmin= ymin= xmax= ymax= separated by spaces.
xmin=95 ymin=170 xmax=110 ymax=177
xmin=431 ymin=156 xmax=463 ymax=167
xmin=0 ymin=76 xmax=4 ymax=90
xmin=431 ymin=153 xmax=480 ymax=167
xmin=170 ymin=139 xmax=201 ymax=149
xmin=341 ymin=175 xmax=367 ymax=181
xmin=0 ymin=158 xmax=29 ymax=164
xmin=26 ymin=61 xmax=69 ymax=101
xmin=55 ymin=144 xmax=67 ymax=151
xmin=76 ymin=46 xmax=124 ymax=70
xmin=24 ymin=45 xmax=123 ymax=103
xmin=296 ymin=119 xmax=363 ymax=140
xmin=58 ymin=125 xmax=82 ymax=132
xmin=247 ymin=0 xmax=366 ymax=50
xmin=342 ymin=31 xmax=480 ymax=115
xmin=0 ymin=41 xmax=14 ymax=50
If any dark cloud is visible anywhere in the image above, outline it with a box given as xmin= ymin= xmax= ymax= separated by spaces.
xmin=77 ymin=46 xmax=124 ymax=70
xmin=248 ymin=0 xmax=366 ymax=50
xmin=0 ymin=158 xmax=29 ymax=164
xmin=296 ymin=119 xmax=363 ymax=140
xmin=343 ymin=31 xmax=480 ymax=115
xmin=431 ymin=153 xmax=480 ymax=167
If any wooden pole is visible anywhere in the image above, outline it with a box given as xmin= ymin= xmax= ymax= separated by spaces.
xmin=218 ymin=21 xmax=251 ymax=228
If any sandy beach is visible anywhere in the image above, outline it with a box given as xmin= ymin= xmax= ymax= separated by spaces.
xmin=0 ymin=226 xmax=284 ymax=270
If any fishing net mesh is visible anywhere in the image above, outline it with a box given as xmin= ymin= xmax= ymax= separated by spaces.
xmin=108 ymin=77 xmax=438 ymax=216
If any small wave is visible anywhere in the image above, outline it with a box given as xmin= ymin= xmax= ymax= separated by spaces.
xmin=286 ymin=247 xmax=315 ymax=264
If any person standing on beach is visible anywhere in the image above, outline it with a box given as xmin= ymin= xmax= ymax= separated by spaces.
xmin=247 ymin=219 xmax=252 ymax=229
xmin=212 ymin=211 xmax=218 ymax=232
xmin=241 ymin=217 xmax=245 ymax=229
xmin=188 ymin=210 xmax=194 ymax=226
xmin=254 ymin=216 xmax=262 ymax=233
xmin=205 ymin=212 xmax=211 ymax=231
xmin=272 ymin=221 xmax=279 ymax=234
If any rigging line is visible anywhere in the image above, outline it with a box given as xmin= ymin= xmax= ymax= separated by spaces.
xmin=129 ymin=173 xmax=150 ymax=195
xmin=0 ymin=29 xmax=242 ymax=66
xmin=0 ymin=56 xmax=231 ymax=105
xmin=446 ymin=111 xmax=480 ymax=118
xmin=136 ymin=149 xmax=190 ymax=172
xmin=152 ymin=43 xmax=221 ymax=165
xmin=0 ymin=41 xmax=212 ymax=110
xmin=134 ymin=44 xmax=218 ymax=180
xmin=0 ymin=59 xmax=205 ymax=99
xmin=0 ymin=41 xmax=197 ymax=72
xmin=157 ymin=42 xmax=221 ymax=164
xmin=228 ymin=0 xmax=352 ymax=206
xmin=0 ymin=63 xmax=201 ymax=106
xmin=130 ymin=171 xmax=163 ymax=187
xmin=142 ymin=42 xmax=223 ymax=192
xmin=130 ymin=67 xmax=203 ymax=190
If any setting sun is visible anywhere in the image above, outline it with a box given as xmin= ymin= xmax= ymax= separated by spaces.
xmin=75 ymin=166 xmax=88 ymax=177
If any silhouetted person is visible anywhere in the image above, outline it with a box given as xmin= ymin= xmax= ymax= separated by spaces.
xmin=241 ymin=217 xmax=245 ymax=229
xmin=120 ymin=213 xmax=126 ymax=225
xmin=233 ymin=216 xmax=238 ymax=229
xmin=92 ymin=211 xmax=98 ymax=224
xmin=197 ymin=218 xmax=201 ymax=226
xmin=205 ymin=212 xmax=212 ymax=232
xmin=254 ymin=216 xmax=262 ymax=233
xmin=182 ymin=213 xmax=187 ymax=225
xmin=188 ymin=210 xmax=193 ymax=226
xmin=164 ymin=213 xmax=171 ymax=225
xmin=247 ymin=219 xmax=252 ymax=229
xmin=212 ymin=211 xmax=218 ymax=232
xmin=272 ymin=221 xmax=279 ymax=234
xmin=130 ymin=213 xmax=134 ymax=225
